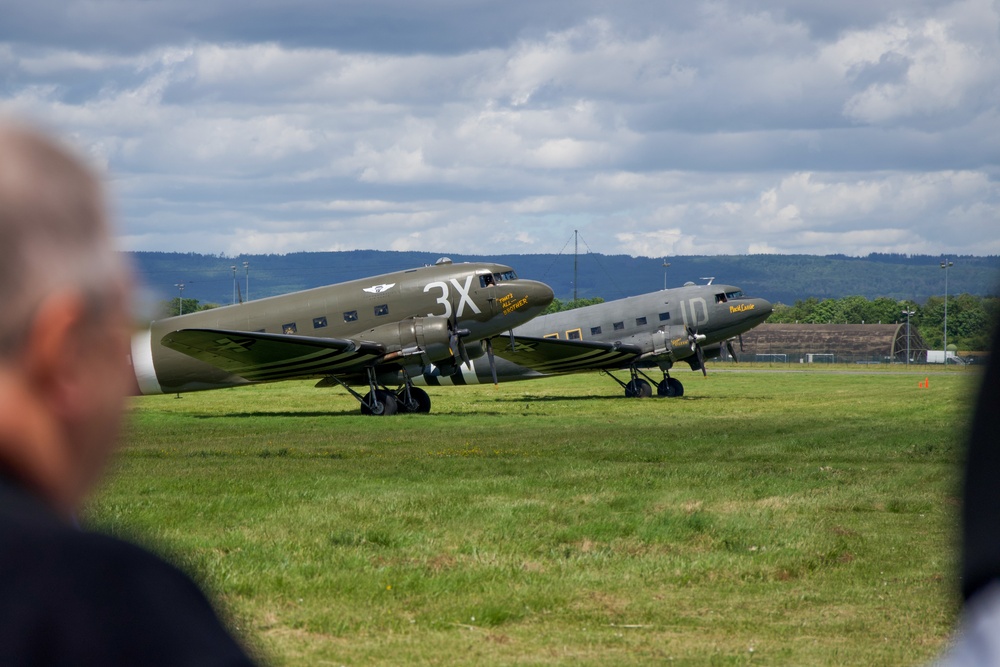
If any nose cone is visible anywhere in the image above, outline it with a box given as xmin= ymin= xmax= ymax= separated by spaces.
xmin=527 ymin=280 xmax=555 ymax=310
xmin=497 ymin=279 xmax=554 ymax=328
xmin=752 ymin=298 xmax=773 ymax=324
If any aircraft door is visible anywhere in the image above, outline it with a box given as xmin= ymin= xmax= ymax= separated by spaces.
xmin=476 ymin=271 xmax=499 ymax=316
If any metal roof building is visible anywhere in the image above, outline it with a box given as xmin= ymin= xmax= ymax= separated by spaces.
xmin=738 ymin=323 xmax=928 ymax=364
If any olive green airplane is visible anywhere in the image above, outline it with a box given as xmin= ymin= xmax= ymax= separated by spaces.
xmin=129 ymin=258 xmax=554 ymax=415
xmin=406 ymin=280 xmax=772 ymax=398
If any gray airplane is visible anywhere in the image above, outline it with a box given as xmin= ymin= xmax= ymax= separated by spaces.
xmin=409 ymin=281 xmax=772 ymax=398
xmin=129 ymin=258 xmax=554 ymax=415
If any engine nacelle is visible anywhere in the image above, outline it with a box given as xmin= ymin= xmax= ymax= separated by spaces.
xmin=362 ymin=316 xmax=455 ymax=365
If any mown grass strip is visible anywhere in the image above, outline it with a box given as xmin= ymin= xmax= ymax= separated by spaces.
xmin=89 ymin=367 xmax=975 ymax=665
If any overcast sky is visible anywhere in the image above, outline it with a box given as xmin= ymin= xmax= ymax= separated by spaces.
xmin=2 ymin=0 xmax=998 ymax=257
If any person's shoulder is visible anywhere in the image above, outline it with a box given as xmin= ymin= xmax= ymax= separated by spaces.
xmin=0 ymin=510 xmax=257 ymax=665
xmin=70 ymin=530 xmax=259 ymax=665
xmin=0 ymin=502 xmax=179 ymax=591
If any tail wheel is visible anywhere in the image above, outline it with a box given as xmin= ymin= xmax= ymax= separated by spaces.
xmin=625 ymin=379 xmax=652 ymax=398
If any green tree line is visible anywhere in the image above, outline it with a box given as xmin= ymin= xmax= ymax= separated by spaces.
xmin=769 ymin=294 xmax=1000 ymax=351
xmin=543 ymin=297 xmax=605 ymax=314
xmin=161 ymin=297 xmax=219 ymax=317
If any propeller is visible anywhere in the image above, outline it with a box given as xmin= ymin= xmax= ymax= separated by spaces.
xmin=485 ymin=338 xmax=498 ymax=386
xmin=687 ymin=326 xmax=708 ymax=377
xmin=448 ymin=317 xmax=472 ymax=369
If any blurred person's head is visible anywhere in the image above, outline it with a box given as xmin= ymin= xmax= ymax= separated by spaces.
xmin=0 ymin=120 xmax=131 ymax=517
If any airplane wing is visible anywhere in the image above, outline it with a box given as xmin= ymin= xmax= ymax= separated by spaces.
xmin=160 ymin=329 xmax=386 ymax=382
xmin=493 ymin=335 xmax=644 ymax=374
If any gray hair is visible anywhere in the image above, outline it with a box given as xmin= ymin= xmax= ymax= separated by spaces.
xmin=0 ymin=121 xmax=124 ymax=357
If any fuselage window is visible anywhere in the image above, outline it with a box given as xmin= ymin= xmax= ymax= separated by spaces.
xmin=344 ymin=310 xmax=359 ymax=323
xmin=282 ymin=323 xmax=297 ymax=335
xmin=374 ymin=304 xmax=389 ymax=317
xmin=636 ymin=316 xmax=647 ymax=326
xmin=313 ymin=316 xmax=328 ymax=329
xmin=659 ymin=312 xmax=670 ymax=321
xmin=591 ymin=326 xmax=602 ymax=336
xmin=566 ymin=329 xmax=582 ymax=340
xmin=613 ymin=321 xmax=624 ymax=331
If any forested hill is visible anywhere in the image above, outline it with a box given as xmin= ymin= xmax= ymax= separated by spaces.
xmin=128 ymin=250 xmax=1000 ymax=307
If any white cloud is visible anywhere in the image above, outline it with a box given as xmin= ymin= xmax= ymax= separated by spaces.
xmin=1 ymin=1 xmax=998 ymax=258
xmin=833 ymin=8 xmax=999 ymax=125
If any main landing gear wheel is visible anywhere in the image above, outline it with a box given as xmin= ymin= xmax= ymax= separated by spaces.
xmin=624 ymin=379 xmax=652 ymax=398
xmin=396 ymin=387 xmax=431 ymax=414
xmin=361 ymin=389 xmax=398 ymax=416
xmin=657 ymin=377 xmax=684 ymax=397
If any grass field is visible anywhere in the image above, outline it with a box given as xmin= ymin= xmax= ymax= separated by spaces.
xmin=89 ymin=365 xmax=978 ymax=666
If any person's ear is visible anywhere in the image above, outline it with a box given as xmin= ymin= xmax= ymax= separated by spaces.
xmin=20 ymin=291 xmax=92 ymax=421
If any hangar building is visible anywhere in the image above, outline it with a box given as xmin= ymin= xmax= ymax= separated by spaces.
xmin=737 ymin=323 xmax=928 ymax=364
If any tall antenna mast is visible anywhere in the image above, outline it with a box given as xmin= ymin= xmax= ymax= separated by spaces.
xmin=573 ymin=229 xmax=578 ymax=302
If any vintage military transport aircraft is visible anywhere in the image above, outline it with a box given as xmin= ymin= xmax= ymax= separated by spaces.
xmin=408 ymin=280 xmax=772 ymax=398
xmin=129 ymin=258 xmax=554 ymax=415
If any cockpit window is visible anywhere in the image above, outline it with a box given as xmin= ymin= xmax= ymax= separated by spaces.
xmin=479 ymin=274 xmax=495 ymax=288
xmin=725 ymin=290 xmax=746 ymax=300
xmin=493 ymin=270 xmax=518 ymax=282
xmin=715 ymin=293 xmax=727 ymax=304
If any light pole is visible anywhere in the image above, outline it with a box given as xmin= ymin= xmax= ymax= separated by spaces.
xmin=940 ymin=259 xmax=953 ymax=361
xmin=174 ymin=283 xmax=185 ymax=316
xmin=243 ymin=261 xmax=250 ymax=302
xmin=901 ymin=309 xmax=915 ymax=364
xmin=231 ymin=265 xmax=237 ymax=305
xmin=662 ymin=259 xmax=670 ymax=290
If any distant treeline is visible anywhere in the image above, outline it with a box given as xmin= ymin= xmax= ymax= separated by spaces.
xmin=769 ymin=294 xmax=1000 ymax=351
xmin=543 ymin=297 xmax=605 ymax=314
xmin=129 ymin=250 xmax=1000 ymax=308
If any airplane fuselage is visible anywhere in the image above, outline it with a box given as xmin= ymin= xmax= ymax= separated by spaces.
xmin=415 ymin=282 xmax=772 ymax=388
xmin=131 ymin=260 xmax=554 ymax=395
xmin=521 ymin=283 xmax=771 ymax=357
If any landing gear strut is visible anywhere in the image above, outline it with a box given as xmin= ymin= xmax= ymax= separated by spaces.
xmin=395 ymin=371 xmax=431 ymax=413
xmin=361 ymin=389 xmax=397 ymax=416
xmin=322 ymin=368 xmax=420 ymax=416
xmin=605 ymin=366 xmax=658 ymax=398
xmin=360 ymin=367 xmax=397 ymax=416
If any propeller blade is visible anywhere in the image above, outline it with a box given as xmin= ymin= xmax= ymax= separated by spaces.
xmin=459 ymin=338 xmax=472 ymax=369
xmin=696 ymin=343 xmax=707 ymax=376
xmin=739 ymin=334 xmax=745 ymax=353
xmin=486 ymin=338 xmax=498 ymax=386
xmin=447 ymin=317 xmax=473 ymax=368
xmin=726 ymin=339 xmax=738 ymax=362
xmin=508 ymin=329 xmax=516 ymax=351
